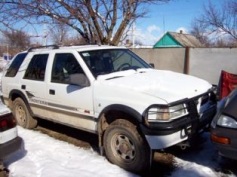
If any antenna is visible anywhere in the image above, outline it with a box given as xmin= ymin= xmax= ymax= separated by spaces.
xmin=163 ymin=15 xmax=166 ymax=33
xmin=162 ymin=14 xmax=166 ymax=45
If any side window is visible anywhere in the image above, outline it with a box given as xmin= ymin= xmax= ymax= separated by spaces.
xmin=51 ymin=53 xmax=89 ymax=86
xmin=5 ymin=53 xmax=27 ymax=77
xmin=23 ymin=54 xmax=48 ymax=81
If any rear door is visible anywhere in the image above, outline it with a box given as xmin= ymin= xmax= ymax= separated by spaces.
xmin=20 ymin=53 xmax=48 ymax=117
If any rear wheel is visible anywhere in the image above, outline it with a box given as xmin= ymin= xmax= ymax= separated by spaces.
xmin=12 ymin=98 xmax=37 ymax=129
xmin=103 ymin=119 xmax=151 ymax=173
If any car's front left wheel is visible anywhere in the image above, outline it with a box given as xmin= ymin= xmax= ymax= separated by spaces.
xmin=103 ymin=119 xmax=151 ymax=173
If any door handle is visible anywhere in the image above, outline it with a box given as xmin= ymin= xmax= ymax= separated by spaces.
xmin=49 ymin=89 xmax=55 ymax=95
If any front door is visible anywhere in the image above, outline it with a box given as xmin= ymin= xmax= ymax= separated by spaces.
xmin=45 ymin=52 xmax=96 ymax=132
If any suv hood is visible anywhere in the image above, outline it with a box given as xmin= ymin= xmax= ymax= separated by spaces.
xmin=97 ymin=69 xmax=212 ymax=103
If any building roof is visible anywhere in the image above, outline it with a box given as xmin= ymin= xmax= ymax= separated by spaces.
xmin=153 ymin=31 xmax=203 ymax=48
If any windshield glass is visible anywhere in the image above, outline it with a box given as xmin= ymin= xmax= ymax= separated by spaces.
xmin=79 ymin=49 xmax=151 ymax=78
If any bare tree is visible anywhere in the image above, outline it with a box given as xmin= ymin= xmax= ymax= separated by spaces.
xmin=0 ymin=0 xmax=170 ymax=45
xmin=49 ymin=23 xmax=69 ymax=45
xmin=190 ymin=21 xmax=210 ymax=47
xmin=1 ymin=30 xmax=31 ymax=55
xmin=48 ymin=22 xmax=86 ymax=45
xmin=191 ymin=0 xmax=237 ymax=47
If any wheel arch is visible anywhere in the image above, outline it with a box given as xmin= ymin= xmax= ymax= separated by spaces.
xmin=9 ymin=90 xmax=34 ymax=116
xmin=97 ymin=104 xmax=144 ymax=150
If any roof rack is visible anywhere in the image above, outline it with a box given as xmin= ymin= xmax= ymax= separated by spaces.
xmin=59 ymin=43 xmax=100 ymax=47
xmin=27 ymin=45 xmax=59 ymax=52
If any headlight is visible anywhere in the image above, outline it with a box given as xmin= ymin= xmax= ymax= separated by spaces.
xmin=217 ymin=115 xmax=237 ymax=129
xmin=147 ymin=104 xmax=188 ymax=122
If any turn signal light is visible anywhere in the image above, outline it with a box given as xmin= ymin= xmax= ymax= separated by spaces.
xmin=211 ymin=134 xmax=230 ymax=145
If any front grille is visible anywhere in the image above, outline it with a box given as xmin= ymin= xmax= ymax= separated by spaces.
xmin=201 ymin=93 xmax=209 ymax=105
xmin=186 ymin=100 xmax=199 ymax=120
xmin=186 ymin=91 xmax=215 ymax=118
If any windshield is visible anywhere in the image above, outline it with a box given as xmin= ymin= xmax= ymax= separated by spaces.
xmin=79 ymin=49 xmax=151 ymax=78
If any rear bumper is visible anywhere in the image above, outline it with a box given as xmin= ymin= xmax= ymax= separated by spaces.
xmin=217 ymin=144 xmax=237 ymax=160
xmin=0 ymin=137 xmax=23 ymax=161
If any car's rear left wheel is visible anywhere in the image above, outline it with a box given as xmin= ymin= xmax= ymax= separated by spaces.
xmin=12 ymin=98 xmax=37 ymax=129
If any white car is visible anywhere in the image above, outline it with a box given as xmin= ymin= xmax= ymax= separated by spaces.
xmin=0 ymin=102 xmax=23 ymax=162
xmin=1 ymin=45 xmax=217 ymax=173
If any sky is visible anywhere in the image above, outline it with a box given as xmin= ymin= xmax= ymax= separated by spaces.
xmin=12 ymin=0 xmax=225 ymax=46
xmin=132 ymin=0 xmax=224 ymax=45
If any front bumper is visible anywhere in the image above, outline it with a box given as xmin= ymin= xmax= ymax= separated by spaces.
xmin=144 ymin=105 xmax=216 ymax=149
xmin=211 ymin=126 xmax=237 ymax=160
xmin=142 ymin=92 xmax=217 ymax=150
xmin=145 ymin=129 xmax=188 ymax=149
xmin=0 ymin=136 xmax=23 ymax=161
xmin=142 ymin=101 xmax=217 ymax=136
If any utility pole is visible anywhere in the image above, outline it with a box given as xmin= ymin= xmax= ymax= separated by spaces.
xmin=6 ymin=45 xmax=9 ymax=60
xmin=132 ymin=21 xmax=136 ymax=48
xmin=43 ymin=24 xmax=48 ymax=46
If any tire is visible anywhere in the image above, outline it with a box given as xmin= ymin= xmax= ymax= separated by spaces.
xmin=12 ymin=98 xmax=37 ymax=129
xmin=103 ymin=119 xmax=151 ymax=173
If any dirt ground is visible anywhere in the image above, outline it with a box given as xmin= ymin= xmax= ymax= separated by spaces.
xmin=0 ymin=171 xmax=8 ymax=177
xmin=0 ymin=163 xmax=9 ymax=177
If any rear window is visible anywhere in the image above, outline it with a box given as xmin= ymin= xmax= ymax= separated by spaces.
xmin=5 ymin=53 xmax=27 ymax=77
xmin=23 ymin=54 xmax=48 ymax=81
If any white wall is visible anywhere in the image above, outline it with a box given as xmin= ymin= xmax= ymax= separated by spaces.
xmin=131 ymin=48 xmax=185 ymax=73
xmin=189 ymin=48 xmax=237 ymax=85
xmin=132 ymin=47 xmax=237 ymax=85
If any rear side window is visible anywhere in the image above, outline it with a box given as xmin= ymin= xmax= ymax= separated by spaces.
xmin=5 ymin=53 xmax=27 ymax=77
xmin=24 ymin=54 xmax=48 ymax=81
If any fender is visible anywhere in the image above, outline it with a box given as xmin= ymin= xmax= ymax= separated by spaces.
xmin=9 ymin=89 xmax=34 ymax=116
xmin=98 ymin=104 xmax=143 ymax=123
xmin=97 ymin=104 xmax=146 ymax=154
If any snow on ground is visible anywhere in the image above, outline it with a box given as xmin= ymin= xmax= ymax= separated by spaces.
xmin=6 ymin=126 xmax=138 ymax=177
xmin=3 ymin=125 xmax=236 ymax=177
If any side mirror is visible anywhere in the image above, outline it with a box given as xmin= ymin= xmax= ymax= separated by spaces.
xmin=69 ymin=74 xmax=90 ymax=87
xmin=149 ymin=63 xmax=155 ymax=68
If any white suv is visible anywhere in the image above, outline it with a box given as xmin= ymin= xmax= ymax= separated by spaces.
xmin=1 ymin=45 xmax=216 ymax=173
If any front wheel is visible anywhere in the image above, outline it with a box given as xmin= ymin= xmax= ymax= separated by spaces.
xmin=12 ymin=98 xmax=37 ymax=129
xmin=103 ymin=119 xmax=151 ymax=173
